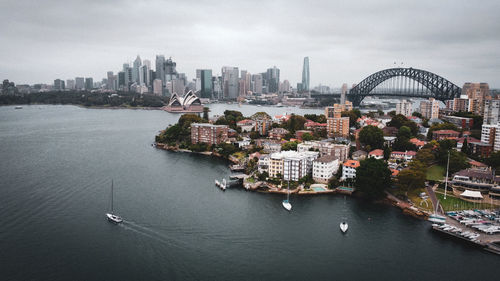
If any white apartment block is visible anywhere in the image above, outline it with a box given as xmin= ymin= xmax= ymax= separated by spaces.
xmin=483 ymin=99 xmax=500 ymax=125
xmin=297 ymin=141 xmax=349 ymax=161
xmin=313 ymin=156 xmax=340 ymax=183
xmin=342 ymin=160 xmax=360 ymax=180
xmin=267 ymin=150 xmax=319 ymax=181
xmin=396 ymin=100 xmax=413 ymax=117
xmin=420 ymin=98 xmax=439 ymax=119
xmin=481 ymin=124 xmax=500 ymax=152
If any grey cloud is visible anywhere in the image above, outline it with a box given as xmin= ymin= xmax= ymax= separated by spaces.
xmin=0 ymin=0 xmax=499 ymax=87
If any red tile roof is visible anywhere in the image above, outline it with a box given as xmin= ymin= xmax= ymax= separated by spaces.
xmin=344 ymin=160 xmax=360 ymax=168
xmin=369 ymin=149 xmax=384 ymax=156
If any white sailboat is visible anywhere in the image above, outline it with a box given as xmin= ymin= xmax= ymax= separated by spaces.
xmin=340 ymin=196 xmax=348 ymax=233
xmin=282 ymin=181 xmax=292 ymax=211
xmin=106 ymin=180 xmax=123 ymax=224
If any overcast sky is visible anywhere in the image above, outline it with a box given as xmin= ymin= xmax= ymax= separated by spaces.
xmin=1 ymin=0 xmax=499 ymax=88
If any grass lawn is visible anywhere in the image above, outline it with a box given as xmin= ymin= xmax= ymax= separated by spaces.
xmin=436 ymin=192 xmax=496 ymax=211
xmin=232 ymin=151 xmax=247 ymax=160
xmin=407 ymin=187 xmax=434 ymax=212
xmin=426 ymin=165 xmax=445 ymax=181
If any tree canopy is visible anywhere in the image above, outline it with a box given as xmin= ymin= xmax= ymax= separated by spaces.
xmin=355 ymin=157 xmax=392 ymax=199
xmin=359 ymin=125 xmax=384 ymax=150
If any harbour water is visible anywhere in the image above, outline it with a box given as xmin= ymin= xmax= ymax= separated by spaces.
xmin=0 ymin=104 xmax=498 ymax=280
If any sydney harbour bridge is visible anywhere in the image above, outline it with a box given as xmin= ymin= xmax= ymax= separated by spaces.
xmin=311 ymin=67 xmax=462 ymax=107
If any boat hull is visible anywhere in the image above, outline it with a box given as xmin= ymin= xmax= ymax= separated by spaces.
xmin=282 ymin=201 xmax=292 ymax=211
xmin=340 ymin=222 xmax=348 ymax=233
xmin=106 ymin=213 xmax=123 ymax=223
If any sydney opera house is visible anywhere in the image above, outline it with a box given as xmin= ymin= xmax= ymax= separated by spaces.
xmin=163 ymin=91 xmax=204 ymax=113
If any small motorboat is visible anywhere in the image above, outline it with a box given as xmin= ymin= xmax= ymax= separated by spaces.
xmin=106 ymin=213 xmax=123 ymax=223
xmin=340 ymin=221 xmax=348 ymax=233
xmin=282 ymin=199 xmax=292 ymax=211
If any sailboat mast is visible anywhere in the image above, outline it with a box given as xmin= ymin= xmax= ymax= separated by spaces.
xmin=444 ymin=151 xmax=450 ymax=200
xmin=111 ymin=180 xmax=114 ymax=213
xmin=287 ymin=180 xmax=290 ymax=201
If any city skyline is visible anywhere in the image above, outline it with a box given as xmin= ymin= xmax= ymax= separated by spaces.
xmin=1 ymin=0 xmax=500 ymax=87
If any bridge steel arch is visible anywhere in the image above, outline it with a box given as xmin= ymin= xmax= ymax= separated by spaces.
xmin=348 ymin=68 xmax=462 ymax=106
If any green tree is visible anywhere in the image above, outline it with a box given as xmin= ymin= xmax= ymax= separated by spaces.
xmin=412 ymin=112 xmax=423 ymax=118
xmin=387 ymin=114 xmax=418 ymax=136
xmin=461 ymin=138 xmax=470 ymax=154
xmin=285 ymin=114 xmax=307 ymax=133
xmin=301 ymin=132 xmax=314 ymax=141
xmin=415 ymin=148 xmax=435 ymax=165
xmin=281 ymin=141 xmax=298 ymax=151
xmin=485 ymin=151 xmax=500 ymax=173
xmin=355 ymin=158 xmax=392 ymax=199
xmin=397 ymin=160 xmax=427 ymax=191
xmin=341 ymin=110 xmax=360 ymax=126
xmin=359 ymin=125 xmax=384 ymax=150
xmin=427 ymin=123 xmax=459 ymax=140
xmin=304 ymin=114 xmax=326 ymax=123
xmin=383 ymin=145 xmax=391 ymax=160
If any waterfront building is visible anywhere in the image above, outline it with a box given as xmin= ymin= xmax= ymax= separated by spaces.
xmin=222 ymin=66 xmax=239 ymax=100
xmin=396 ymin=100 xmax=412 ymax=117
xmin=85 ymin=78 xmax=93 ymax=90
xmin=483 ymin=99 xmax=500 ymax=125
xmin=342 ymin=160 xmax=360 ymax=180
xmin=451 ymin=168 xmax=500 ymax=206
xmin=75 ymin=77 xmax=85 ymax=90
xmin=268 ymin=151 xmax=319 ymax=181
xmin=165 ymin=91 xmax=203 ymax=112
xmin=313 ymin=156 xmax=340 ymax=184
xmin=462 ymin=82 xmax=490 ymax=116
xmin=258 ymin=155 xmax=270 ymax=174
xmin=190 ymin=123 xmax=228 ymax=146
xmin=302 ymin=57 xmax=310 ymax=92
xmin=420 ymin=98 xmax=439 ymax=119
xmin=432 ymin=129 xmax=460 ymax=140
xmin=53 ymin=79 xmax=65 ymax=91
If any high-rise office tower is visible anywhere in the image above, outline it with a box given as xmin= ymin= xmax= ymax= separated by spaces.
xmin=85 ymin=78 xmax=93 ymax=90
xmin=222 ymin=66 xmax=239 ymax=100
xmin=118 ymin=72 xmax=126 ymax=90
xmin=75 ymin=77 xmax=85 ymax=90
xmin=302 ymin=57 xmax=310 ymax=92
xmin=155 ymin=55 xmax=166 ymax=86
xmin=54 ymin=79 xmax=65 ymax=91
xmin=107 ymin=71 xmax=115 ymax=90
xmin=197 ymin=69 xmax=213 ymax=99
xmin=266 ymin=66 xmax=280 ymax=93
xmin=252 ymin=74 xmax=263 ymax=94
xmin=165 ymin=57 xmax=177 ymax=82
xmin=213 ymin=76 xmax=223 ymax=100
xmin=281 ymin=80 xmax=290 ymax=93
xmin=341 ymin=83 xmax=348 ymax=104
xmin=132 ymin=55 xmax=142 ymax=83
xmin=66 ymin=79 xmax=75 ymax=90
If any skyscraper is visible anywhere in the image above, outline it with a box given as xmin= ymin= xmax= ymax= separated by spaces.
xmin=75 ymin=77 xmax=85 ymax=90
xmin=302 ymin=57 xmax=310 ymax=92
xmin=341 ymin=83 xmax=348 ymax=104
xmin=132 ymin=55 xmax=142 ymax=83
xmin=198 ymin=69 xmax=213 ymax=99
xmin=155 ymin=55 xmax=166 ymax=86
xmin=266 ymin=66 xmax=280 ymax=93
xmin=107 ymin=71 xmax=115 ymax=90
xmin=53 ymin=79 xmax=65 ymax=91
xmin=165 ymin=57 xmax=177 ymax=82
xmin=252 ymin=74 xmax=263 ymax=94
xmin=222 ymin=66 xmax=239 ymax=100
xmin=85 ymin=78 xmax=93 ymax=90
